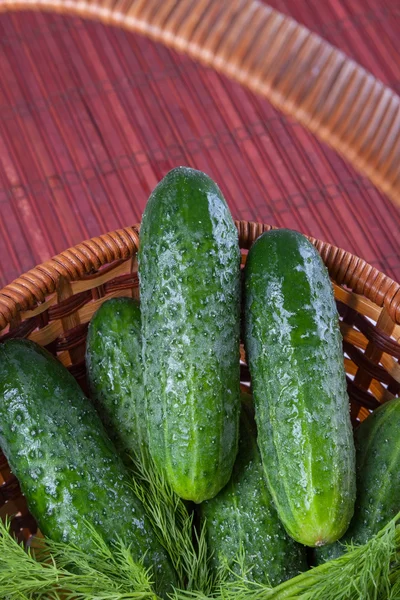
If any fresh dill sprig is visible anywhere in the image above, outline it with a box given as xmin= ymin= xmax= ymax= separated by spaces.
xmin=128 ymin=451 xmax=213 ymax=595
xmin=0 ymin=517 xmax=155 ymax=600
xmin=0 ymin=448 xmax=212 ymax=600
xmin=1 ymin=468 xmax=400 ymax=600
xmin=172 ymin=514 xmax=400 ymax=600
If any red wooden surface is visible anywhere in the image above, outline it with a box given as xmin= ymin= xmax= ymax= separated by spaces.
xmin=0 ymin=0 xmax=399 ymax=287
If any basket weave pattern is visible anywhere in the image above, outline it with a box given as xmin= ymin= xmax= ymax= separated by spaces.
xmin=0 ymin=220 xmax=399 ymax=543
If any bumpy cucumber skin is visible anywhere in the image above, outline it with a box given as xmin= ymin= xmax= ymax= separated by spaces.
xmin=86 ymin=297 xmax=145 ymax=458
xmin=316 ymin=398 xmax=400 ymax=563
xmin=138 ymin=167 xmax=241 ymax=503
xmin=201 ymin=395 xmax=307 ymax=586
xmin=0 ymin=339 xmax=176 ymax=595
xmin=244 ymin=229 xmax=356 ymax=547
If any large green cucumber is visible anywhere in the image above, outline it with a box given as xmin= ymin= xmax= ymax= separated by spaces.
xmin=316 ymin=397 xmax=400 ymax=563
xmin=139 ymin=167 xmax=241 ymax=503
xmin=0 ymin=339 xmax=176 ymax=595
xmin=201 ymin=394 xmax=307 ymax=586
xmin=244 ymin=229 xmax=356 ymax=547
xmin=86 ymin=297 xmax=145 ymax=458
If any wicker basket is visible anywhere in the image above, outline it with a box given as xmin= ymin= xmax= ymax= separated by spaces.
xmin=0 ymin=219 xmax=399 ymax=543
xmin=0 ymin=0 xmax=399 ymax=550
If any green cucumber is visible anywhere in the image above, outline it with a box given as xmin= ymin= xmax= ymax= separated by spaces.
xmin=86 ymin=297 xmax=145 ymax=458
xmin=139 ymin=167 xmax=241 ymax=503
xmin=0 ymin=339 xmax=176 ymax=595
xmin=244 ymin=229 xmax=356 ymax=547
xmin=316 ymin=398 xmax=400 ymax=563
xmin=201 ymin=394 xmax=307 ymax=586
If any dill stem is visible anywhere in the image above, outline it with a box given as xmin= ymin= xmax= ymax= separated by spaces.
xmin=266 ymin=564 xmax=330 ymax=599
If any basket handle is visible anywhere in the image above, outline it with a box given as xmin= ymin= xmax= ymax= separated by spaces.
xmin=1 ymin=0 xmax=399 ymax=206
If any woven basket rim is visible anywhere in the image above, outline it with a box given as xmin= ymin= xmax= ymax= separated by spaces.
xmin=0 ymin=220 xmax=399 ymax=330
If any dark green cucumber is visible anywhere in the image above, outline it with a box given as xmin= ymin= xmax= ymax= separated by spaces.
xmin=139 ymin=167 xmax=241 ymax=503
xmin=244 ymin=229 xmax=356 ymax=547
xmin=0 ymin=339 xmax=176 ymax=595
xmin=86 ymin=297 xmax=145 ymax=458
xmin=316 ymin=398 xmax=400 ymax=563
xmin=201 ymin=394 xmax=307 ymax=586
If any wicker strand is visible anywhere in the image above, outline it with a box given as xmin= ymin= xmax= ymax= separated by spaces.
xmin=0 ymin=0 xmax=399 ymax=206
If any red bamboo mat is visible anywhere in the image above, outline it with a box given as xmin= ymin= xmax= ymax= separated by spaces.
xmin=0 ymin=0 xmax=399 ymax=288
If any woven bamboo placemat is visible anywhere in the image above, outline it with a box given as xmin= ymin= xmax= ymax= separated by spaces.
xmin=0 ymin=0 xmax=399 ymax=287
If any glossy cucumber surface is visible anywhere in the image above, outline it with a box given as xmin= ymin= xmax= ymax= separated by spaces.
xmin=201 ymin=395 xmax=307 ymax=585
xmin=244 ymin=229 xmax=356 ymax=547
xmin=316 ymin=398 xmax=400 ymax=563
xmin=86 ymin=297 xmax=145 ymax=458
xmin=139 ymin=167 xmax=241 ymax=503
xmin=0 ymin=339 xmax=175 ymax=595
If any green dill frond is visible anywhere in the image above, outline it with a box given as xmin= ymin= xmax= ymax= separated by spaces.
xmin=44 ymin=522 xmax=154 ymax=594
xmin=215 ymin=541 xmax=269 ymax=589
xmin=0 ymin=517 xmax=155 ymax=600
xmin=278 ymin=515 xmax=399 ymax=600
xmin=2 ymin=469 xmax=400 ymax=600
xmin=128 ymin=451 xmax=213 ymax=595
xmin=172 ymin=514 xmax=400 ymax=600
